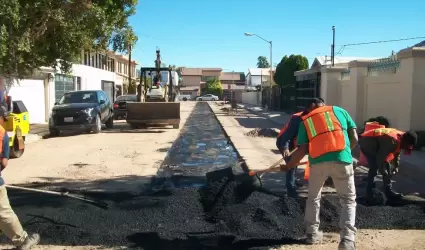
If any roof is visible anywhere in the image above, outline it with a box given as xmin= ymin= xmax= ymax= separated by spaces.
xmin=412 ymin=40 xmax=425 ymax=47
xmin=179 ymin=86 xmax=199 ymax=91
xmin=311 ymin=56 xmax=378 ymax=68
xmin=180 ymin=67 xmax=222 ymax=76
xmin=247 ymin=68 xmax=276 ymax=76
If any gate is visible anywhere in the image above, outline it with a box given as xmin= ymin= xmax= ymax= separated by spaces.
xmin=295 ymin=72 xmax=321 ymax=111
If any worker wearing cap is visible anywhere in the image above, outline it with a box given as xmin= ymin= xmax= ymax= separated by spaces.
xmin=0 ymin=109 xmax=40 ymax=249
xmin=359 ymin=128 xmax=417 ymax=200
xmin=280 ymin=98 xmax=358 ymax=250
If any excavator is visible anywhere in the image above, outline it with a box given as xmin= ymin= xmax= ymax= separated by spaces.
xmin=126 ymin=48 xmax=181 ymax=129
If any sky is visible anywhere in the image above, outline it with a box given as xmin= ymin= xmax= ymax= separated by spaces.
xmin=129 ymin=0 xmax=425 ymax=73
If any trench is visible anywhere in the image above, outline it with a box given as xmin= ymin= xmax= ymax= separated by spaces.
xmin=151 ymin=102 xmax=243 ymax=189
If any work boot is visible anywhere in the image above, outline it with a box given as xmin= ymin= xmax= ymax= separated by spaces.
xmin=385 ymin=187 xmax=403 ymax=200
xmin=18 ymin=233 xmax=40 ymax=250
xmin=305 ymin=231 xmax=323 ymax=245
xmin=338 ymin=239 xmax=356 ymax=250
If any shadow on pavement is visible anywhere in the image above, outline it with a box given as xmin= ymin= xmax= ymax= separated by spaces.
xmin=233 ymin=117 xmax=281 ymax=130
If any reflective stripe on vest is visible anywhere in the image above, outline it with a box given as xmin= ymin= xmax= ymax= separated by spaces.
xmin=302 ymin=106 xmax=345 ymax=159
xmin=277 ymin=111 xmax=303 ymax=147
xmin=361 ymin=128 xmax=404 ymax=162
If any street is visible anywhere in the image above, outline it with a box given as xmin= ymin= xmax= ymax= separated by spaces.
xmin=0 ymin=102 xmax=423 ymax=249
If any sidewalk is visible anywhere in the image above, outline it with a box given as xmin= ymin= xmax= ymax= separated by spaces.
xmin=238 ymin=103 xmax=425 ymax=185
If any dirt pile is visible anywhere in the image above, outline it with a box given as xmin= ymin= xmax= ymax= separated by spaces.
xmin=245 ymin=128 xmax=278 ymax=138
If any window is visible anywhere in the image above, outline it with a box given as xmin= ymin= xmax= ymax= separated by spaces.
xmin=58 ymin=91 xmax=98 ymax=104
xmin=55 ymin=74 xmax=75 ymax=101
xmin=76 ymin=77 xmax=81 ymax=90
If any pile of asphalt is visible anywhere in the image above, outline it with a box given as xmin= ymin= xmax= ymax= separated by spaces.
xmin=245 ymin=128 xmax=279 ymax=138
xmin=2 ymin=179 xmax=425 ymax=250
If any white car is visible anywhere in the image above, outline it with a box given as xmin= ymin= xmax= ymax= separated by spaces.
xmin=176 ymin=95 xmax=192 ymax=101
xmin=196 ymin=94 xmax=219 ymax=101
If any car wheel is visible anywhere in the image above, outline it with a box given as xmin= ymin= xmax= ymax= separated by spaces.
xmin=105 ymin=115 xmax=114 ymax=129
xmin=49 ymin=128 xmax=60 ymax=137
xmin=182 ymin=97 xmax=187 ymax=101
xmin=212 ymin=98 xmax=217 ymax=101
xmin=93 ymin=114 xmax=101 ymax=133
xmin=198 ymin=98 xmax=202 ymax=101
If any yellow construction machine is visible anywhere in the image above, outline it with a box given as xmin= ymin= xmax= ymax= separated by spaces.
xmin=2 ymin=98 xmax=29 ymax=158
xmin=126 ymin=48 xmax=181 ymax=129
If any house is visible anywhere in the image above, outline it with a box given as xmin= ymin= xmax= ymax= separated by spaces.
xmin=219 ymin=72 xmax=246 ymax=102
xmin=1 ymin=50 xmax=139 ymax=124
xmin=180 ymin=67 xmax=222 ymax=99
xmin=292 ymin=45 xmax=425 ymax=130
xmin=245 ymin=68 xmax=275 ymax=87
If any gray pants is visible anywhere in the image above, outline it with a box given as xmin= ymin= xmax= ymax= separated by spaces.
xmin=305 ymin=162 xmax=357 ymax=242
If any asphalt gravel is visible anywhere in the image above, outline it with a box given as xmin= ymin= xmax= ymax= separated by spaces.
xmin=245 ymin=128 xmax=278 ymax=138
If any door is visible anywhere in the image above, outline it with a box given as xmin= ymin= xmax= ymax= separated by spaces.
xmin=8 ymin=79 xmax=46 ymax=124
xmin=97 ymin=91 xmax=108 ymax=121
xmin=101 ymin=80 xmax=115 ymax=103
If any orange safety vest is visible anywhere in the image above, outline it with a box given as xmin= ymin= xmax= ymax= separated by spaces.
xmin=361 ymin=128 xmax=404 ymax=162
xmin=277 ymin=111 xmax=303 ymax=147
xmin=0 ymin=126 xmax=5 ymax=154
xmin=301 ymin=106 xmax=345 ymax=159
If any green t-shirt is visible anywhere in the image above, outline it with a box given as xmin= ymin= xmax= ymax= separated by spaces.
xmin=296 ymin=106 xmax=356 ymax=165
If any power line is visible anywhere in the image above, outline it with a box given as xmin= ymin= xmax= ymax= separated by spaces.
xmin=340 ymin=36 xmax=425 ymax=47
xmin=335 ymin=36 xmax=425 ymax=56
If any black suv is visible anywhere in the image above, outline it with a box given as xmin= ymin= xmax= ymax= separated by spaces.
xmin=49 ymin=90 xmax=114 ymax=136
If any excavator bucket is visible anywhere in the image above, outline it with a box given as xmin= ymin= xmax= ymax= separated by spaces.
xmin=126 ymin=102 xmax=180 ymax=129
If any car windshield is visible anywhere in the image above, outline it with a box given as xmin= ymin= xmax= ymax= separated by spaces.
xmin=116 ymin=95 xmax=137 ymax=101
xmin=58 ymin=92 xmax=98 ymax=104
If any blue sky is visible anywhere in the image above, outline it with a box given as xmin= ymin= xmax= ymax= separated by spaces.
xmin=129 ymin=0 xmax=424 ymax=73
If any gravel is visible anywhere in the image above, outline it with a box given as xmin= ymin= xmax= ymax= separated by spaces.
xmin=245 ymin=128 xmax=279 ymax=138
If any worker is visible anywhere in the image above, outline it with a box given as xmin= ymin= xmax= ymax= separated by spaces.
xmin=0 ymin=109 xmax=40 ymax=249
xmin=276 ymin=107 xmax=311 ymax=198
xmin=359 ymin=128 xmax=417 ymax=200
xmin=280 ymin=98 xmax=358 ymax=250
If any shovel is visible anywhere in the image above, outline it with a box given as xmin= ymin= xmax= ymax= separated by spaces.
xmin=5 ymin=185 xmax=109 ymax=209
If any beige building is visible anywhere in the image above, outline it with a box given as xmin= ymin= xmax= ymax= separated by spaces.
xmin=294 ymin=43 xmax=425 ymax=131
xmin=82 ymin=50 xmax=138 ymax=95
xmin=180 ymin=67 xmax=222 ymax=98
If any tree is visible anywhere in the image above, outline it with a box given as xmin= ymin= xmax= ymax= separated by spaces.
xmin=257 ymin=56 xmax=270 ymax=68
xmin=0 ymin=0 xmax=138 ymax=80
xmin=125 ymin=79 xmax=138 ymax=94
xmin=273 ymin=54 xmax=309 ymax=87
xmin=204 ymin=78 xmax=223 ymax=97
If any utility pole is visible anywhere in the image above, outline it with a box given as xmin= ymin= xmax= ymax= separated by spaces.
xmin=331 ymin=26 xmax=335 ymax=66
xmin=269 ymin=41 xmax=273 ymax=109
xmin=128 ymin=44 xmax=132 ymax=94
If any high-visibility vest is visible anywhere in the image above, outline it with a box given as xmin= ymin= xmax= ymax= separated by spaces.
xmin=277 ymin=111 xmax=303 ymax=147
xmin=361 ymin=128 xmax=404 ymax=162
xmin=0 ymin=126 xmax=5 ymax=155
xmin=301 ymin=106 xmax=346 ymax=159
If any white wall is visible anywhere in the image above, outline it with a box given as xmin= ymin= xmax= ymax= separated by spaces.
xmin=71 ymin=64 xmax=116 ymax=90
xmin=242 ymin=92 xmax=262 ymax=105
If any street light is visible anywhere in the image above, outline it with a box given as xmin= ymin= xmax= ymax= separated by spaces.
xmin=244 ymin=32 xmax=273 ymax=109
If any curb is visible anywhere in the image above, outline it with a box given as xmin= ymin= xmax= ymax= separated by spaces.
xmin=239 ymin=104 xmax=286 ymax=127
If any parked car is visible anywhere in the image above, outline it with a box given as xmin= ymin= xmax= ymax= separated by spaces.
xmin=49 ymin=90 xmax=114 ymax=136
xmin=113 ymin=94 xmax=137 ymax=119
xmin=176 ymin=94 xmax=192 ymax=101
xmin=196 ymin=94 xmax=219 ymax=101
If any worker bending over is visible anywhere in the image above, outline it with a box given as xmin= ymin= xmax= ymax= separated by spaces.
xmin=280 ymin=98 xmax=358 ymax=250
xmin=359 ymin=128 xmax=417 ymax=200
xmin=0 ymin=109 xmax=40 ymax=249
